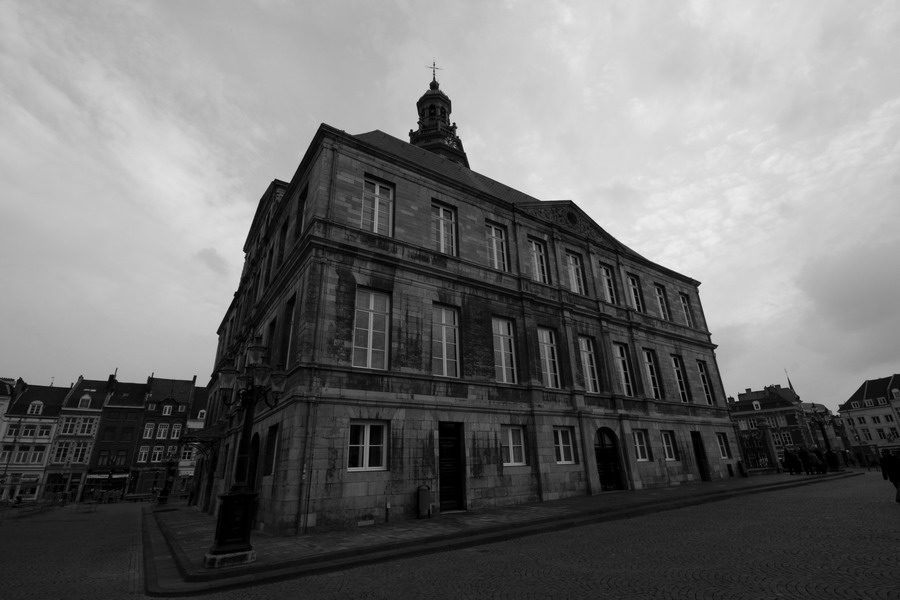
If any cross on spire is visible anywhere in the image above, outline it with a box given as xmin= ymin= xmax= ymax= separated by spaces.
xmin=427 ymin=60 xmax=443 ymax=82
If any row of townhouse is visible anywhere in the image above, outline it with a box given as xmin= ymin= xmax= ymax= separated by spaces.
xmin=838 ymin=374 xmax=900 ymax=466
xmin=0 ymin=374 xmax=207 ymax=502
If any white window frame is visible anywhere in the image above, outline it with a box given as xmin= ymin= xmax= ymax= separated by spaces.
xmin=361 ymin=178 xmax=393 ymax=235
xmin=30 ymin=445 xmax=45 ymax=464
xmin=553 ymin=428 xmax=576 ymax=464
xmin=627 ymin=275 xmax=644 ymax=312
xmin=633 ymin=430 xmax=651 ymax=461
xmin=697 ymin=360 xmax=715 ymax=405
xmin=432 ymin=305 xmax=459 ymax=378
xmin=163 ymin=405 xmax=173 ymax=416
xmin=485 ymin=223 xmax=508 ymax=271
xmin=432 ymin=202 xmax=456 ymax=255
xmin=53 ymin=442 xmax=70 ymax=464
xmin=566 ymin=252 xmax=586 ymax=295
xmin=578 ymin=337 xmax=600 ymax=394
xmin=538 ymin=328 xmax=560 ymax=389
xmin=151 ymin=445 xmax=164 ymax=463
xmin=679 ymin=293 xmax=695 ymax=327
xmin=599 ymin=265 xmax=617 ymax=303
xmin=143 ymin=423 xmax=154 ymax=439
xmin=348 ymin=422 xmax=387 ymax=471
xmin=492 ymin=317 xmax=517 ymax=384
xmin=156 ymin=423 xmax=169 ymax=439
xmin=642 ymin=349 xmax=662 ymax=400
xmin=672 ymin=355 xmax=690 ymax=403
xmin=529 ymin=238 xmax=549 ymax=284
xmin=715 ymin=433 xmax=732 ymax=459
xmin=614 ymin=343 xmax=634 ymax=397
xmin=27 ymin=401 xmax=43 ymax=415
xmin=501 ymin=426 xmax=527 ymax=466
xmin=171 ymin=423 xmax=182 ymax=440
xmin=661 ymin=431 xmax=678 ymax=461
xmin=352 ymin=289 xmax=390 ymax=370
xmin=654 ymin=285 xmax=670 ymax=320
xmin=137 ymin=446 xmax=149 ymax=463
xmin=71 ymin=441 xmax=90 ymax=463
xmin=60 ymin=417 xmax=77 ymax=435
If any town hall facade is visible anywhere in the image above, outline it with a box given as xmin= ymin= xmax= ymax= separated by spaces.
xmin=195 ymin=76 xmax=737 ymax=534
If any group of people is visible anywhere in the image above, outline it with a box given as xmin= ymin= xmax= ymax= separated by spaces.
xmin=782 ymin=448 xmax=835 ymax=475
xmin=881 ymin=450 xmax=900 ymax=503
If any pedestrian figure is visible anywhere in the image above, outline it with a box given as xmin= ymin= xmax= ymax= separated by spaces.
xmin=880 ymin=450 xmax=900 ymax=503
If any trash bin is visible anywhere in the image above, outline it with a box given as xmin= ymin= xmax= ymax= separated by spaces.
xmin=417 ymin=484 xmax=431 ymax=519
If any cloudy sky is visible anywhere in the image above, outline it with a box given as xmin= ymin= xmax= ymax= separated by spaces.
xmin=2 ymin=1 xmax=898 ymax=411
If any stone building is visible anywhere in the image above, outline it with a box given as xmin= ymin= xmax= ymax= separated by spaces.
xmin=838 ymin=374 xmax=900 ymax=466
xmin=197 ymin=77 xmax=736 ymax=534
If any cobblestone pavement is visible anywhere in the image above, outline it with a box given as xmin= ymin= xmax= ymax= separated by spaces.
xmin=1 ymin=473 xmax=897 ymax=599
xmin=173 ymin=472 xmax=898 ymax=600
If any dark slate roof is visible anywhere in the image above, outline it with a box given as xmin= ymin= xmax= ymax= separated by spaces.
xmin=8 ymin=385 xmax=70 ymax=417
xmin=354 ymin=130 xmax=542 ymax=206
xmin=148 ymin=377 xmax=195 ymax=406
xmin=731 ymin=385 xmax=801 ymax=412
xmin=0 ymin=378 xmax=14 ymax=397
xmin=838 ymin=374 xmax=900 ymax=411
xmin=107 ymin=381 xmax=148 ymax=407
xmin=65 ymin=378 xmax=112 ymax=409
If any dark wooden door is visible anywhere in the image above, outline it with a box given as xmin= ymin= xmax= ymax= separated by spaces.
xmin=438 ymin=422 xmax=465 ymax=511
xmin=595 ymin=428 xmax=623 ymax=491
xmin=691 ymin=431 xmax=711 ymax=481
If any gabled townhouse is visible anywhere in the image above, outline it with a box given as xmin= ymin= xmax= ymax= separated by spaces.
xmin=46 ymin=376 xmax=110 ymax=501
xmin=838 ymin=374 xmax=900 ymax=466
xmin=2 ymin=381 xmax=69 ymax=501
xmin=85 ymin=378 xmax=147 ymax=500
xmin=128 ymin=375 xmax=197 ymax=496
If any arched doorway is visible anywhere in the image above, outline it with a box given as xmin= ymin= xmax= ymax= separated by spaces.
xmin=247 ymin=433 xmax=261 ymax=492
xmin=595 ymin=427 xmax=623 ymax=491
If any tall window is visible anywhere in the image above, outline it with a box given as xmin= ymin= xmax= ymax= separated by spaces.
xmin=431 ymin=203 xmax=456 ymax=255
xmin=171 ymin=423 xmax=182 ymax=440
xmin=599 ymin=265 xmax=617 ymax=304
xmin=53 ymin=442 xmax=70 ymax=463
xmin=348 ymin=422 xmax=387 ymax=471
xmin=578 ymin=337 xmax=600 ymax=394
xmin=31 ymin=445 xmax=45 ymax=464
xmin=163 ymin=405 xmax=172 ymax=416
xmin=492 ymin=317 xmax=517 ymax=384
xmin=697 ymin=360 xmax=715 ymax=405
xmin=566 ymin=252 xmax=586 ymax=294
xmin=71 ymin=441 xmax=90 ymax=463
xmin=143 ymin=423 xmax=155 ymax=439
xmin=501 ymin=426 xmax=526 ymax=466
xmin=614 ymin=343 xmax=634 ymax=397
xmin=361 ymin=178 xmax=393 ymax=235
xmin=642 ymin=349 xmax=662 ymax=400
xmin=654 ymin=285 xmax=670 ymax=320
xmin=627 ymin=275 xmax=644 ymax=312
xmin=679 ymin=293 xmax=695 ymax=328
xmin=151 ymin=446 xmax=164 ymax=463
xmin=715 ymin=433 xmax=732 ymax=459
xmin=529 ymin=239 xmax=549 ymax=284
xmin=485 ymin=223 xmax=508 ymax=271
xmin=79 ymin=418 xmax=97 ymax=436
xmin=15 ymin=446 xmax=30 ymax=463
xmin=661 ymin=431 xmax=679 ymax=461
xmin=553 ymin=428 xmax=576 ymax=464
xmin=156 ymin=423 xmax=169 ymax=439
xmin=432 ymin=305 xmax=459 ymax=378
xmin=353 ymin=289 xmax=390 ymax=370
xmin=538 ymin=328 xmax=560 ymax=388
xmin=0 ymin=445 xmax=11 ymax=464
xmin=672 ymin=355 xmax=690 ymax=402
xmin=61 ymin=418 xmax=77 ymax=435
xmin=633 ymin=429 xmax=651 ymax=461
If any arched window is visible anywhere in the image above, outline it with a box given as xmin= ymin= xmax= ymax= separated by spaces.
xmin=27 ymin=401 xmax=44 ymax=415
xmin=78 ymin=394 xmax=91 ymax=408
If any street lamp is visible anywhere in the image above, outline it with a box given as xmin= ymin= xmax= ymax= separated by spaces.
xmin=204 ymin=339 xmax=286 ymax=567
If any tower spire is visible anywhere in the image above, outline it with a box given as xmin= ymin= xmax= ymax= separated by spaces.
xmin=409 ymin=65 xmax=469 ymax=168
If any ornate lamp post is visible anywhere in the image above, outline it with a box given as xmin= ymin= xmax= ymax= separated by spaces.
xmin=204 ymin=340 xmax=286 ymax=567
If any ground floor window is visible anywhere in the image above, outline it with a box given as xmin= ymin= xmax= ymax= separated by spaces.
xmin=553 ymin=428 xmax=576 ymax=464
xmin=716 ymin=433 xmax=732 ymax=459
xmin=501 ymin=426 xmax=527 ymax=466
xmin=661 ymin=430 xmax=679 ymax=461
xmin=633 ymin=429 xmax=651 ymax=461
xmin=348 ymin=422 xmax=387 ymax=471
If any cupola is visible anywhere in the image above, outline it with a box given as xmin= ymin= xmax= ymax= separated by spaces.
xmin=409 ymin=65 xmax=469 ymax=168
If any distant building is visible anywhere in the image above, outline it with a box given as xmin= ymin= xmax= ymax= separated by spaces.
xmin=196 ymin=76 xmax=737 ymax=534
xmin=3 ymin=381 xmax=69 ymax=501
xmin=85 ymin=378 xmax=146 ymax=500
xmin=838 ymin=375 xmax=900 ymax=465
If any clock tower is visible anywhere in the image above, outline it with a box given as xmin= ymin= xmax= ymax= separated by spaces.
xmin=409 ymin=71 xmax=470 ymax=168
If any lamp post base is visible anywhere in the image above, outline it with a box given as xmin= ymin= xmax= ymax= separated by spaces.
xmin=203 ymin=549 xmax=257 ymax=569
xmin=206 ymin=489 xmax=259 ymax=567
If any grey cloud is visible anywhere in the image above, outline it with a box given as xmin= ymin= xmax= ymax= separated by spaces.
xmin=195 ymin=247 xmax=229 ymax=277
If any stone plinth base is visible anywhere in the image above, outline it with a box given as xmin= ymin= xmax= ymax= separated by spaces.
xmin=203 ymin=549 xmax=257 ymax=569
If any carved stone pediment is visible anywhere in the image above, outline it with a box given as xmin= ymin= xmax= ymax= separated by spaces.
xmin=518 ymin=202 xmax=622 ymax=251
